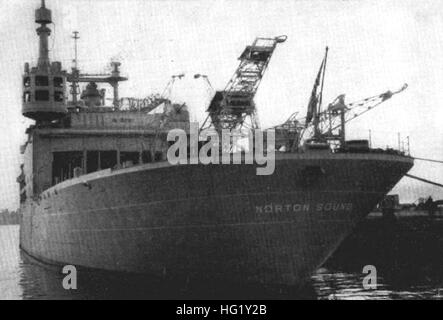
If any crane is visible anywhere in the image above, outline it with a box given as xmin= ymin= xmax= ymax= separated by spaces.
xmin=276 ymin=84 xmax=408 ymax=151
xmin=117 ymin=74 xmax=186 ymax=112
xmin=301 ymin=83 xmax=408 ymax=146
xmin=274 ymin=47 xmax=408 ymax=151
xmin=201 ymin=35 xmax=287 ymax=131
xmin=275 ymin=83 xmax=408 ymax=151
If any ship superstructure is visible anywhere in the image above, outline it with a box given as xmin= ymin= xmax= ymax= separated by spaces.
xmin=18 ymin=1 xmax=413 ymax=290
xmin=19 ymin=1 xmax=189 ymax=201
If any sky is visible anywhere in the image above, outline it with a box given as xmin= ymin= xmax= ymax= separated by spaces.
xmin=0 ymin=0 xmax=442 ymax=210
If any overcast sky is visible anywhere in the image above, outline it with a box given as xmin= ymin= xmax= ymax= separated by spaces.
xmin=0 ymin=0 xmax=442 ymax=209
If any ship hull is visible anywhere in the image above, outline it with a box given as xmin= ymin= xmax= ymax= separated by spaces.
xmin=19 ymin=152 xmax=413 ymax=287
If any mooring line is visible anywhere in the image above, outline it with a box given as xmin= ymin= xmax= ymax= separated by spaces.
xmin=413 ymin=157 xmax=443 ymax=164
xmin=405 ymin=173 xmax=443 ymax=188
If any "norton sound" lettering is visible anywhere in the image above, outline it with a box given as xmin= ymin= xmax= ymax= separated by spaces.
xmin=255 ymin=203 xmax=353 ymax=214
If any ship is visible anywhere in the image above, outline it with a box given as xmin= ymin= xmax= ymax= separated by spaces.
xmin=18 ymin=1 xmax=413 ymax=290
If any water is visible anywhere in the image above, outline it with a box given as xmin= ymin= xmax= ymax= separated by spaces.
xmin=313 ymin=214 xmax=443 ymax=300
xmin=1 ymin=215 xmax=443 ymax=300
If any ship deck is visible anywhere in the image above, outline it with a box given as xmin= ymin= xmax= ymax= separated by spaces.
xmin=41 ymin=151 xmax=413 ymax=197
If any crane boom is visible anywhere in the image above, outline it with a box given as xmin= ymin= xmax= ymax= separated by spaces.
xmin=322 ymin=83 xmax=408 ymax=135
xmin=202 ymin=35 xmax=287 ymax=131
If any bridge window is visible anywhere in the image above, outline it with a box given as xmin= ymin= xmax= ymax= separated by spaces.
xmin=142 ymin=151 xmax=152 ymax=163
xmin=23 ymin=77 xmax=31 ymax=88
xmin=52 ymin=151 xmax=83 ymax=185
xmin=35 ymin=76 xmax=49 ymax=86
xmin=100 ymin=151 xmax=117 ymax=169
xmin=54 ymin=77 xmax=63 ymax=88
xmin=86 ymin=151 xmax=99 ymax=173
xmin=35 ymin=90 xmax=49 ymax=101
xmin=54 ymin=91 xmax=64 ymax=102
xmin=120 ymin=151 xmax=139 ymax=167
xmin=86 ymin=150 xmax=119 ymax=173
xmin=154 ymin=151 xmax=163 ymax=161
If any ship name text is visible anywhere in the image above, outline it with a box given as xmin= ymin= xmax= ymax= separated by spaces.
xmin=255 ymin=202 xmax=353 ymax=214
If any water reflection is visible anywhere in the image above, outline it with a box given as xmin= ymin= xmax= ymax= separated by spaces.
xmin=312 ymin=268 xmax=443 ymax=300
xmin=18 ymin=251 xmax=316 ymax=300
xmin=311 ymin=215 xmax=443 ymax=300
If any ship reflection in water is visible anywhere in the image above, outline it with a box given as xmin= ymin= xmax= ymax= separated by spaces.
xmin=1 ymin=214 xmax=443 ymax=300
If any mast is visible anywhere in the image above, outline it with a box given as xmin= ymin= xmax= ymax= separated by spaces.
xmin=72 ymin=31 xmax=79 ymax=70
xmin=305 ymin=47 xmax=328 ymax=140
xmin=22 ymin=0 xmax=67 ymax=121
xmin=66 ymin=33 xmax=127 ymax=109
xmin=312 ymin=47 xmax=328 ymax=139
xmin=71 ymin=31 xmax=80 ymax=105
xmin=315 ymin=47 xmax=328 ymax=137
xmin=35 ymin=0 xmax=52 ymax=71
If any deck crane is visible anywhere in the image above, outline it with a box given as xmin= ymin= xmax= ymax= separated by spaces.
xmin=278 ymin=83 xmax=408 ymax=151
xmin=315 ymin=83 xmax=408 ymax=143
xmin=201 ymin=35 xmax=287 ymax=131
xmin=67 ymin=31 xmax=183 ymax=113
xmin=274 ymin=47 xmax=408 ymax=151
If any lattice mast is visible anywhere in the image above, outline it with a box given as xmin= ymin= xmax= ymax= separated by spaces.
xmin=202 ymin=35 xmax=287 ymax=131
